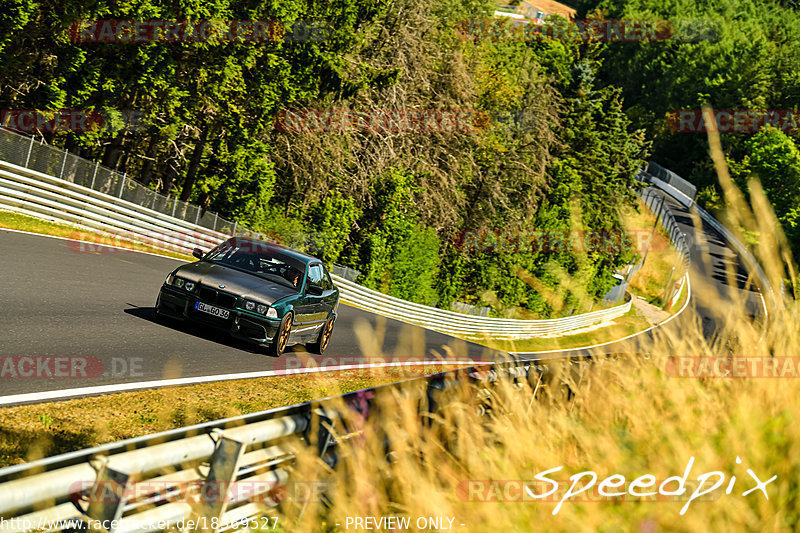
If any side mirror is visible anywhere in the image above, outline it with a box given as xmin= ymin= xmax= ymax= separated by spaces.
xmin=192 ymin=248 xmax=205 ymax=260
xmin=307 ymin=284 xmax=324 ymax=296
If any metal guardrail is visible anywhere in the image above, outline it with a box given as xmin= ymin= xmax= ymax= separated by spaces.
xmin=0 ymin=358 xmax=542 ymax=533
xmin=646 ymin=161 xmax=697 ymax=201
xmin=0 ymin=128 xmax=237 ymax=233
xmin=639 ymin=186 xmax=692 ymax=307
xmin=641 ymin=163 xmax=777 ymax=316
xmin=0 ymin=157 xmax=636 ymax=339
xmin=335 ymin=276 xmax=632 ymax=339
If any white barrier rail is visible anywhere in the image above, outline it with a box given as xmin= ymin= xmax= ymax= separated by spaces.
xmin=335 ymin=276 xmax=631 ymax=339
xmin=0 ymin=361 xmax=543 ymax=533
xmin=0 ymin=158 xmax=637 ymax=339
xmin=642 ymin=163 xmax=778 ymax=317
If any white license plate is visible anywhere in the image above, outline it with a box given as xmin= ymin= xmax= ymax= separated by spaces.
xmin=195 ymin=301 xmax=230 ymax=319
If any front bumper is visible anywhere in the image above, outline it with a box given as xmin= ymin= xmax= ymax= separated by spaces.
xmin=157 ymin=285 xmax=281 ymax=345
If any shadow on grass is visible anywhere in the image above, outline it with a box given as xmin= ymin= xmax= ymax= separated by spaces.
xmin=0 ymin=426 xmax=97 ymax=468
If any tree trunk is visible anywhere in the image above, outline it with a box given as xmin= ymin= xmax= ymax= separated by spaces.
xmin=178 ymin=126 xmax=210 ymax=202
xmin=139 ymin=137 xmax=159 ymax=186
xmin=102 ymin=133 xmax=125 ymax=169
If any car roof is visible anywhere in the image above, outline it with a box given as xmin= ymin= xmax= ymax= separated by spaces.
xmin=227 ymin=236 xmax=321 ymax=266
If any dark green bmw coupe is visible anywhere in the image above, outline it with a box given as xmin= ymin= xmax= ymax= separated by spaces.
xmin=156 ymin=236 xmax=339 ymax=355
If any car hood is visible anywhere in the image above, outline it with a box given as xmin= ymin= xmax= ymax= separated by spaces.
xmin=176 ymin=261 xmax=298 ymax=305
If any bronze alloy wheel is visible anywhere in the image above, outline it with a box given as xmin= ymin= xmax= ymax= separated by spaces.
xmin=320 ymin=317 xmax=334 ymax=351
xmin=309 ymin=316 xmax=335 ymax=355
xmin=270 ymin=314 xmax=293 ymax=356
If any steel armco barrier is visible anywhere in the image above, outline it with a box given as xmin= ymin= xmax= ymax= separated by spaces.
xmin=0 ymin=128 xmax=236 ymax=234
xmin=641 ymin=163 xmax=778 ymax=317
xmin=0 ymin=359 xmax=541 ymax=533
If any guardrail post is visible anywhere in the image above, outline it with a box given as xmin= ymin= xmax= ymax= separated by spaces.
xmin=59 ymin=150 xmax=68 ymax=179
xmin=117 ymin=173 xmax=126 ymax=198
xmin=24 ymin=135 xmax=34 ymax=167
xmin=90 ymin=161 xmax=99 ymax=189
xmin=85 ymin=461 xmax=131 ymax=533
xmin=194 ymin=432 xmax=247 ymax=526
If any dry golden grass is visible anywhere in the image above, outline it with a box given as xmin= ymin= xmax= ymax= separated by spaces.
xmin=257 ymin=124 xmax=800 ymax=531
xmin=624 ymin=198 xmax=682 ymax=307
xmin=0 ymin=368 xmax=451 ymax=468
xmin=271 ymin=288 xmax=798 ymax=531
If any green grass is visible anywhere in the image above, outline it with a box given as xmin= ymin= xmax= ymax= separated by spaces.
xmin=0 ymin=209 xmax=193 ymax=261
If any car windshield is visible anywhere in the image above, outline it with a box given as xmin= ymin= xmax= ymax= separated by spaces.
xmin=204 ymin=240 xmax=305 ymax=290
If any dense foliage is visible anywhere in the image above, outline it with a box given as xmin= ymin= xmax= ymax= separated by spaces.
xmin=0 ymin=0 xmax=649 ymax=316
xmin=572 ymin=0 xmax=800 ymax=260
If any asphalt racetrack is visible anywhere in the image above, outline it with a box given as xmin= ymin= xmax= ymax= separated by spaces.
xmin=0 ymin=188 xmax=764 ymax=404
xmin=0 ymin=230 xmax=498 ymax=403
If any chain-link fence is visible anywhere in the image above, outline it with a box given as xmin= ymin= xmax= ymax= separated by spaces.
xmin=451 ymin=301 xmax=492 ymax=317
xmin=330 ymin=264 xmax=361 ymax=282
xmin=0 ymin=128 xmax=239 ymax=234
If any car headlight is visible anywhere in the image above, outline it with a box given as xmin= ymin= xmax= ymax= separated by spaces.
xmin=243 ymin=300 xmax=277 ymax=317
xmin=168 ymin=276 xmax=195 ymax=291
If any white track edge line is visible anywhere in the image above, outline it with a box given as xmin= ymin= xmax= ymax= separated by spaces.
xmin=0 ymin=360 xmax=492 ymax=406
xmin=511 ymin=272 xmax=692 ymax=356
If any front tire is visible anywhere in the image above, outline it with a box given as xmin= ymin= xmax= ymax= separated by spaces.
xmin=269 ymin=313 xmax=293 ymax=356
xmin=308 ymin=316 xmax=335 ymax=355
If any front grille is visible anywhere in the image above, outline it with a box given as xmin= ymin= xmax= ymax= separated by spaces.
xmin=218 ymin=293 xmax=237 ymax=308
xmin=197 ymin=285 xmax=237 ymax=309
